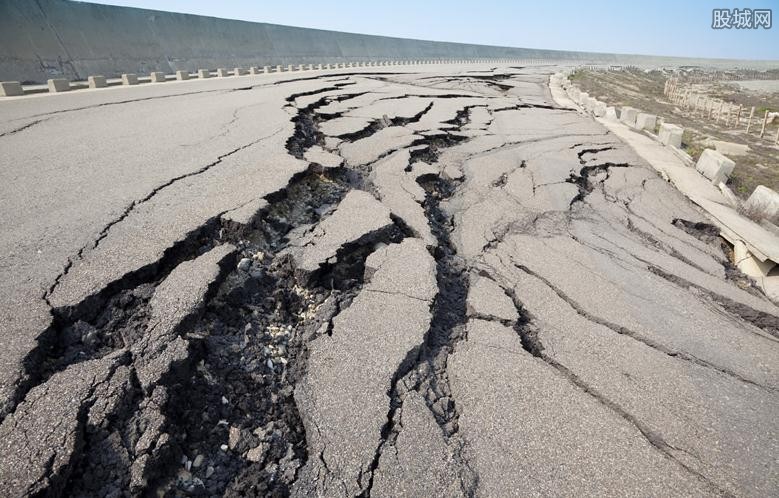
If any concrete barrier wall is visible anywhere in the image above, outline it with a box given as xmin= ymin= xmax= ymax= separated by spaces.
xmin=2 ymin=0 xmax=777 ymax=83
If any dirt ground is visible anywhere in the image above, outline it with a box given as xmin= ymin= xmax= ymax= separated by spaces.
xmin=571 ymin=68 xmax=779 ymax=200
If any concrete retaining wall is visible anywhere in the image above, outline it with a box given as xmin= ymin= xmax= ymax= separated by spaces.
xmin=2 ymin=0 xmax=777 ymax=84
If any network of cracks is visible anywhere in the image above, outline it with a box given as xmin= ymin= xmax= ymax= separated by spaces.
xmin=3 ymin=68 xmax=778 ymax=498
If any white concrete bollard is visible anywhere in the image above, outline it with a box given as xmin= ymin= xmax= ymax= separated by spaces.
xmin=317 ymin=64 xmax=323 ymax=70
xmin=198 ymin=69 xmax=211 ymax=78
xmin=150 ymin=72 xmax=166 ymax=83
xmin=745 ymin=185 xmax=779 ymax=218
xmin=249 ymin=67 xmax=260 ymax=75
xmin=696 ymin=149 xmax=736 ymax=184
xmin=48 ymin=78 xmax=70 ymax=92
xmin=733 ymin=240 xmax=777 ymax=296
xmin=217 ymin=68 xmax=229 ymax=77
xmin=593 ymin=101 xmax=607 ymax=117
xmin=635 ymin=113 xmax=657 ymax=132
xmin=276 ymin=65 xmax=283 ymax=73
xmin=121 ymin=73 xmax=138 ymax=86
xmin=619 ymin=106 xmax=638 ymax=127
xmin=263 ymin=66 xmax=270 ymax=73
xmin=298 ymin=64 xmax=306 ymax=71
xmin=658 ymin=123 xmax=683 ymax=148
xmin=234 ymin=68 xmax=248 ymax=76
xmin=584 ymin=96 xmax=595 ymax=110
xmin=0 ymin=81 xmax=24 ymax=96
xmin=288 ymin=65 xmax=295 ymax=72
xmin=176 ymin=70 xmax=190 ymax=80
xmin=88 ymin=75 xmax=107 ymax=88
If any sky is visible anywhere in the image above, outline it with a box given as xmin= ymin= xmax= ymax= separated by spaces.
xmin=83 ymin=0 xmax=779 ymax=60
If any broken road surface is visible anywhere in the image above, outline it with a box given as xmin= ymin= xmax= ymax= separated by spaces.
xmin=1 ymin=65 xmax=777 ymax=496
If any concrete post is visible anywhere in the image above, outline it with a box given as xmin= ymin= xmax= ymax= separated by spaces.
xmin=88 ymin=75 xmax=107 ymax=88
xmin=263 ymin=66 xmax=270 ymax=73
xmin=47 ymin=78 xmax=70 ymax=93
xmin=746 ymin=106 xmax=755 ymax=133
xmin=288 ymin=65 xmax=295 ymax=72
xmin=619 ymin=106 xmax=638 ymax=127
xmin=745 ymin=185 xmax=779 ymax=217
xmin=198 ymin=69 xmax=210 ymax=79
xmin=0 ymin=81 xmax=24 ymax=96
xmin=317 ymin=64 xmax=323 ymax=70
xmin=176 ymin=70 xmax=190 ymax=80
xmin=234 ymin=68 xmax=247 ymax=76
xmin=298 ymin=64 xmax=306 ymax=71
xmin=760 ymin=110 xmax=769 ymax=138
xmin=658 ymin=123 xmax=683 ymax=148
xmin=217 ymin=68 xmax=229 ymax=77
xmin=121 ymin=74 xmax=138 ymax=85
xmin=635 ymin=113 xmax=657 ymax=131
xmin=150 ymin=72 xmax=166 ymax=83
xmin=696 ymin=149 xmax=735 ymax=184
xmin=249 ymin=67 xmax=260 ymax=75
xmin=276 ymin=65 xmax=282 ymax=73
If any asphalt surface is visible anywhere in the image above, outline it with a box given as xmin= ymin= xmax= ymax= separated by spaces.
xmin=0 ymin=64 xmax=777 ymax=497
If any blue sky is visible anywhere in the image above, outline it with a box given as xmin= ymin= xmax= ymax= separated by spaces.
xmin=84 ymin=0 xmax=779 ymax=60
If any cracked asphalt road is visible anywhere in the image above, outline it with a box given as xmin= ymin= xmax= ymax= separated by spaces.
xmin=1 ymin=64 xmax=778 ymax=497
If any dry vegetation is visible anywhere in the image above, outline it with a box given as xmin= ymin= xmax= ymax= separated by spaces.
xmin=572 ymin=68 xmax=779 ymax=200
